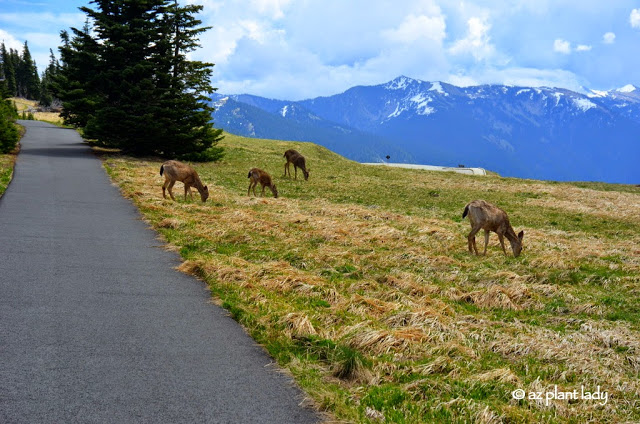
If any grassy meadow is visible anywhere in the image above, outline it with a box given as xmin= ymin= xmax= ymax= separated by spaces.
xmin=12 ymin=97 xmax=64 ymax=126
xmin=102 ymin=133 xmax=639 ymax=423
xmin=0 ymin=150 xmax=17 ymax=198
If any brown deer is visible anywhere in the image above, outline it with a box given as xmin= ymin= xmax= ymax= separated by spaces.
xmin=160 ymin=160 xmax=209 ymax=202
xmin=283 ymin=149 xmax=310 ymax=180
xmin=463 ymin=200 xmax=524 ymax=257
xmin=248 ymin=168 xmax=278 ymax=198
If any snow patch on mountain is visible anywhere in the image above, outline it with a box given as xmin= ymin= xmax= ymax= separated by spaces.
xmin=573 ymin=98 xmax=596 ymax=112
xmin=388 ymin=104 xmax=405 ymax=118
xmin=280 ymin=105 xmax=288 ymax=117
xmin=588 ymin=89 xmax=608 ymax=98
xmin=618 ymin=84 xmax=637 ymax=93
xmin=552 ymin=92 xmax=564 ymax=106
xmin=386 ymin=76 xmax=414 ymax=90
xmin=410 ymin=93 xmax=435 ymax=115
xmin=429 ymin=82 xmax=448 ymax=96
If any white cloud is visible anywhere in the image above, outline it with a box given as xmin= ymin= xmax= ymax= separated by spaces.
xmin=0 ymin=29 xmax=23 ymax=51
xmin=383 ymin=13 xmax=446 ymax=43
xmin=602 ymin=32 xmax=615 ymax=44
xmin=631 ymin=9 xmax=640 ymax=29
xmin=553 ymin=39 xmax=571 ymax=54
xmin=575 ymin=44 xmax=591 ymax=52
xmin=250 ymin=0 xmax=292 ymax=19
xmin=449 ymin=17 xmax=496 ymax=61
xmin=460 ymin=67 xmax=586 ymax=92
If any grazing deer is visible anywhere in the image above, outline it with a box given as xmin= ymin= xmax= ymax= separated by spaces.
xmin=160 ymin=160 xmax=209 ymax=202
xmin=248 ymin=168 xmax=278 ymax=198
xmin=462 ymin=200 xmax=524 ymax=257
xmin=283 ymin=149 xmax=310 ymax=180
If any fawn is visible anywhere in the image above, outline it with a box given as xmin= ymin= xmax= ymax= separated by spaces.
xmin=283 ymin=149 xmax=310 ymax=180
xmin=248 ymin=168 xmax=278 ymax=198
xmin=463 ymin=200 xmax=524 ymax=257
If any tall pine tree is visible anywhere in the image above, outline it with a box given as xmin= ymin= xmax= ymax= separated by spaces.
xmin=56 ymin=22 xmax=103 ymax=128
xmin=39 ymin=49 xmax=60 ymax=108
xmin=1 ymin=44 xmax=18 ymax=97
xmin=16 ymin=42 xmax=40 ymax=99
xmin=0 ymin=77 xmax=19 ymax=153
xmin=58 ymin=0 xmax=223 ymax=160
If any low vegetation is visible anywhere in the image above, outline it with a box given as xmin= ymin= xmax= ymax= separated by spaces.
xmin=102 ymin=133 xmax=640 ymax=423
xmin=12 ymin=98 xmax=64 ymax=126
xmin=0 ymin=149 xmax=18 ymax=197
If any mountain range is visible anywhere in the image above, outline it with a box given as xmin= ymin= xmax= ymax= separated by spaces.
xmin=210 ymin=76 xmax=640 ymax=184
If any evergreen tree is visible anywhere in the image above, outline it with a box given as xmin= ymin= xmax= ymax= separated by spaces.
xmin=57 ymin=0 xmax=223 ymax=159
xmin=0 ymin=44 xmax=17 ymax=96
xmin=16 ymin=42 xmax=40 ymax=99
xmin=39 ymin=49 xmax=60 ymax=107
xmin=55 ymin=23 xmax=102 ymax=128
xmin=0 ymin=78 xmax=19 ymax=153
xmin=150 ymin=0 xmax=223 ymax=159
xmin=80 ymin=0 xmax=166 ymax=151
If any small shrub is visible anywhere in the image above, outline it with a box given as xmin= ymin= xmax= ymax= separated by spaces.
xmin=0 ymin=100 xmax=19 ymax=153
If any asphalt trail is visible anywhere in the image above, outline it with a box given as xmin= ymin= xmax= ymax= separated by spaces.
xmin=0 ymin=121 xmax=321 ymax=423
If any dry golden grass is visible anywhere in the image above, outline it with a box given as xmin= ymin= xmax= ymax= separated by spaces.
xmin=0 ymin=149 xmax=18 ymax=197
xmin=11 ymin=98 xmax=64 ymax=125
xmin=101 ymin=133 xmax=640 ymax=423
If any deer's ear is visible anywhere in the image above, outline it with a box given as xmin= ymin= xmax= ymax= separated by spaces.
xmin=518 ymin=230 xmax=524 ymax=240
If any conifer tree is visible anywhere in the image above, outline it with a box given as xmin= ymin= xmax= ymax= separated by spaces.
xmin=16 ymin=42 xmax=40 ymax=99
xmin=57 ymin=0 xmax=223 ymax=159
xmin=39 ymin=49 xmax=60 ymax=107
xmin=0 ymin=78 xmax=19 ymax=153
xmin=56 ymin=23 xmax=102 ymax=127
xmin=1 ymin=44 xmax=17 ymax=97
xmin=150 ymin=0 xmax=223 ymax=159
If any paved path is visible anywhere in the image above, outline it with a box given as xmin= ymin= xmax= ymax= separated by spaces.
xmin=0 ymin=121 xmax=321 ymax=423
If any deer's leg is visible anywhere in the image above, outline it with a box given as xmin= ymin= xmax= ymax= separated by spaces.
xmin=184 ymin=184 xmax=192 ymax=201
xmin=294 ymin=166 xmax=298 ymax=180
xmin=167 ymin=181 xmax=176 ymax=201
xmin=467 ymin=227 xmax=481 ymax=255
xmin=162 ymin=178 xmax=169 ymax=199
xmin=260 ymin=184 xmax=266 ymax=197
xmin=284 ymin=162 xmax=289 ymax=177
xmin=498 ymin=234 xmax=508 ymax=256
xmin=248 ymin=181 xmax=254 ymax=196
xmin=483 ymin=230 xmax=490 ymax=255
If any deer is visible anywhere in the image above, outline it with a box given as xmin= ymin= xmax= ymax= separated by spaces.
xmin=462 ymin=200 xmax=524 ymax=257
xmin=283 ymin=149 xmax=310 ymax=180
xmin=160 ymin=160 xmax=209 ymax=202
xmin=248 ymin=168 xmax=278 ymax=198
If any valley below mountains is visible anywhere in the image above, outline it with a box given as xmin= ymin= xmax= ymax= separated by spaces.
xmin=211 ymin=76 xmax=640 ymax=184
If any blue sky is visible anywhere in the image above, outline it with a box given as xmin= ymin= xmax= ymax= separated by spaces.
xmin=1 ymin=0 xmax=639 ymax=100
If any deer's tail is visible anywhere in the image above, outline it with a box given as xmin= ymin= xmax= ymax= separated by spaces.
xmin=160 ymin=165 xmax=164 ymax=176
xmin=247 ymin=171 xmax=252 ymax=178
xmin=462 ymin=205 xmax=469 ymax=219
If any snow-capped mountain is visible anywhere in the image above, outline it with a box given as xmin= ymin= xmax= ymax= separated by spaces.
xmin=210 ymin=76 xmax=640 ymax=184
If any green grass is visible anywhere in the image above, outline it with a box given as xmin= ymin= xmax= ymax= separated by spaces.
xmin=0 ymin=134 xmax=19 ymax=197
xmin=102 ymin=132 xmax=640 ymax=423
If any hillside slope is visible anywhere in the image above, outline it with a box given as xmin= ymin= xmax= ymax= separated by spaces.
xmin=211 ymin=77 xmax=640 ymax=184
xmin=104 ymin=133 xmax=640 ymax=423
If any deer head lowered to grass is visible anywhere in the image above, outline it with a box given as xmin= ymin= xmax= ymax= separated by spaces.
xmin=248 ymin=168 xmax=278 ymax=198
xmin=160 ymin=160 xmax=209 ymax=202
xmin=463 ymin=199 xmax=524 ymax=257
xmin=283 ymin=149 xmax=310 ymax=180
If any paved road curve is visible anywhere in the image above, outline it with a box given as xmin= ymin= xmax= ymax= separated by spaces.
xmin=0 ymin=121 xmax=322 ymax=423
